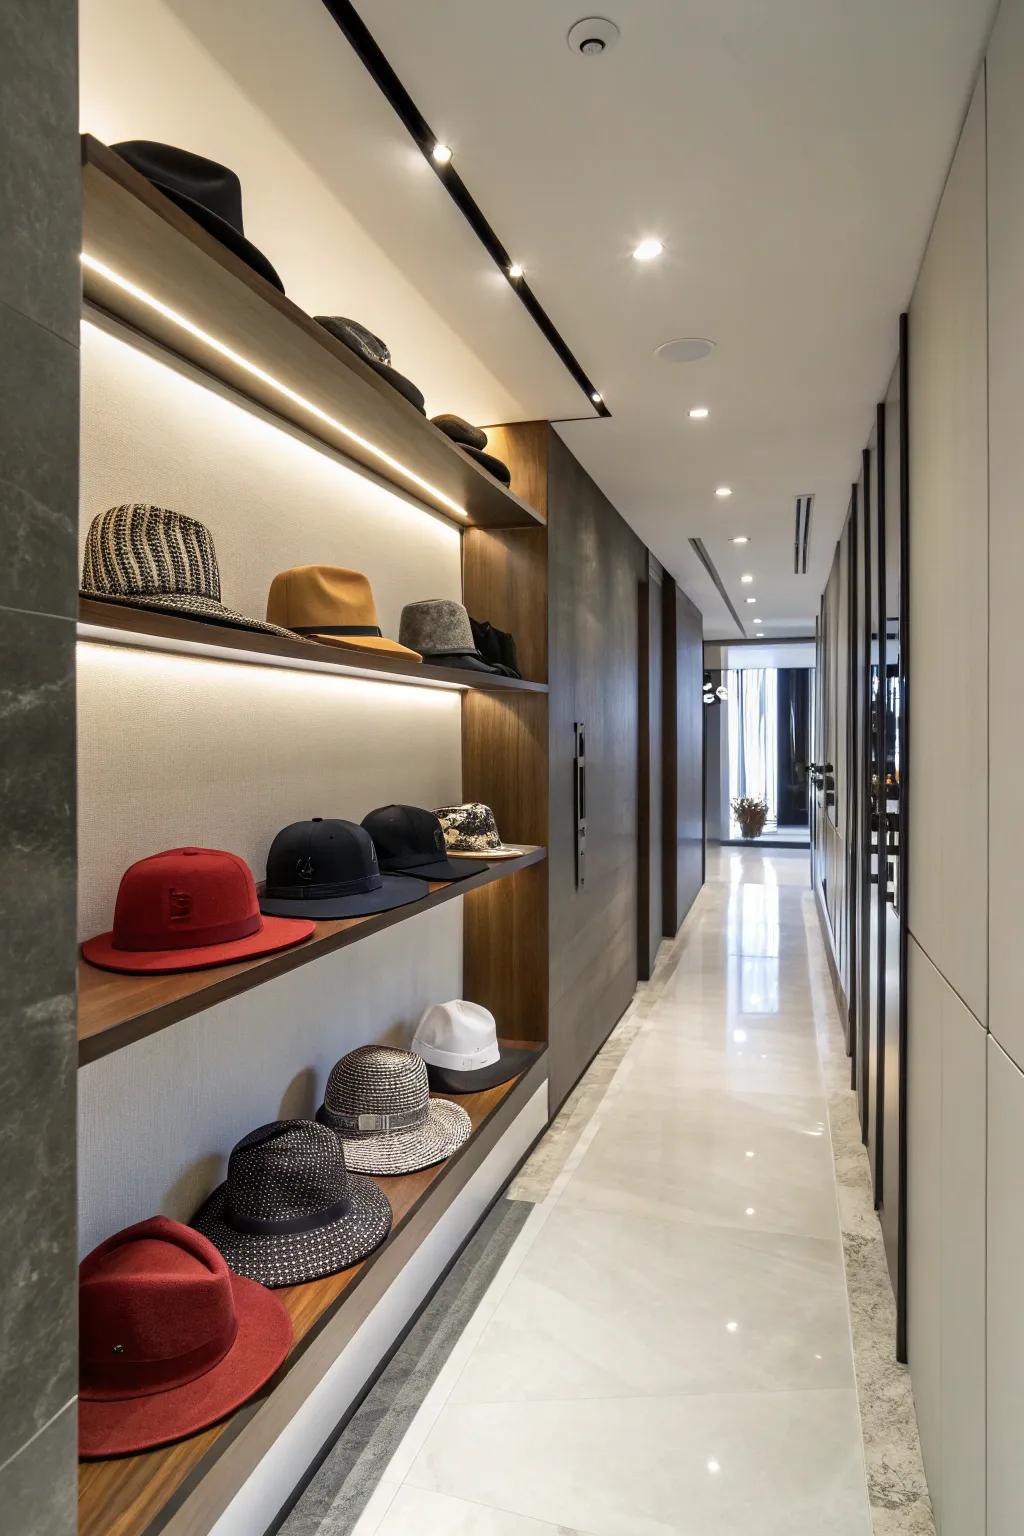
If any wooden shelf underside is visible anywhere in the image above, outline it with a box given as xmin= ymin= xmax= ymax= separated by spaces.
xmin=78 ymin=599 xmax=548 ymax=694
xmin=77 ymin=1053 xmax=546 ymax=1536
xmin=81 ymin=136 xmax=544 ymax=532
xmin=78 ymin=847 xmax=546 ymax=1064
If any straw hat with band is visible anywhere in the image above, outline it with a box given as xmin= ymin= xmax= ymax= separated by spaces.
xmin=267 ymin=565 xmax=421 ymax=660
xmin=78 ymin=1216 xmax=291 ymax=1458
xmin=317 ymin=1045 xmax=471 ymax=1175
xmin=192 ymin=1120 xmax=392 ymax=1287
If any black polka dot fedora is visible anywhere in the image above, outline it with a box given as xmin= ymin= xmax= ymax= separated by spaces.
xmin=317 ymin=1045 xmax=471 ymax=1175
xmin=192 ymin=1119 xmax=392 ymax=1287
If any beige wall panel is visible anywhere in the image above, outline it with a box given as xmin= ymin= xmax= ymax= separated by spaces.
xmin=907 ymin=76 xmax=988 ymax=1023
xmin=907 ymin=938 xmax=944 ymax=1509
xmin=987 ymin=0 xmax=1024 ymax=1071
xmin=987 ymin=1036 xmax=1024 ymax=1534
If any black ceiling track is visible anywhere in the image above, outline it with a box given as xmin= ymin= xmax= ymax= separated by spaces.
xmin=690 ymin=537 xmax=747 ymax=637
xmin=320 ymin=0 xmax=610 ymax=419
xmin=793 ymin=494 xmax=814 ymax=573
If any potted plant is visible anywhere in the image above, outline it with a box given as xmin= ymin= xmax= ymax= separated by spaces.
xmin=732 ymin=795 xmax=769 ymax=841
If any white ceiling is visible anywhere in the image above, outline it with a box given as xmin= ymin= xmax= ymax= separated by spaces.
xmin=86 ymin=0 xmax=996 ymax=636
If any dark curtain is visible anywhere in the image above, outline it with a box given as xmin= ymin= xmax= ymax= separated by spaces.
xmin=776 ymin=668 xmax=810 ymax=826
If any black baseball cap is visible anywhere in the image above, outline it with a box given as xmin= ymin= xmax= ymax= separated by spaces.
xmin=361 ymin=805 xmax=488 ymax=882
xmin=259 ymin=818 xmax=428 ymax=919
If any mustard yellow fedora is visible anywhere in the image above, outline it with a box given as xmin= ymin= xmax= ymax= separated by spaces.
xmin=267 ymin=566 xmax=421 ymax=660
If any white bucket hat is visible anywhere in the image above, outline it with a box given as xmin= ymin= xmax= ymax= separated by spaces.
xmin=413 ymin=1000 xmax=536 ymax=1094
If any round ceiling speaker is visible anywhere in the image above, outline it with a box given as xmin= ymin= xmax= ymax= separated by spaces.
xmin=654 ymin=337 xmax=717 ymax=364
xmin=567 ymin=17 xmax=620 ymax=54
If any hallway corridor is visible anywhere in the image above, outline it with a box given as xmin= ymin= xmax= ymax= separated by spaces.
xmin=284 ymin=849 xmax=928 ymax=1536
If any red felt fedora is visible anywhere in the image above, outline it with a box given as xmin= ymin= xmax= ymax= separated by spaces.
xmin=79 ymin=1216 xmax=292 ymax=1457
xmin=82 ymin=847 xmax=314 ymax=973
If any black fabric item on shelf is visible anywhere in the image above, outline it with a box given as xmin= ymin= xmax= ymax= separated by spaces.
xmin=458 ymin=444 xmax=512 ymax=485
xmin=430 ymin=413 xmax=488 ymax=450
xmin=314 ymin=317 xmax=426 ymax=414
xmin=470 ymin=617 xmax=522 ymax=678
xmin=111 ymin=141 xmax=285 ymax=293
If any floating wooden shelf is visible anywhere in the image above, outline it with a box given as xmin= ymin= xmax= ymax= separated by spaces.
xmin=80 ymin=136 xmax=544 ymax=532
xmin=79 ymin=848 xmax=546 ymax=1064
xmin=78 ymin=599 xmax=549 ymax=694
xmin=77 ymin=1051 xmax=546 ymax=1536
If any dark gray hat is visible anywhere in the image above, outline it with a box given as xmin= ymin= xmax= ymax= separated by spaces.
xmin=192 ymin=1119 xmax=392 ymax=1287
xmin=398 ymin=599 xmax=501 ymax=673
xmin=315 ymin=317 xmax=426 ymax=414
xmin=317 ymin=1046 xmax=471 ymax=1175
xmin=431 ymin=414 xmax=488 ymax=451
xmin=457 ymin=444 xmax=512 ymax=486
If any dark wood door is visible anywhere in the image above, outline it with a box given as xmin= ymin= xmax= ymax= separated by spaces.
xmin=637 ymin=558 xmax=664 ymax=979
xmin=662 ymin=578 xmax=704 ymax=937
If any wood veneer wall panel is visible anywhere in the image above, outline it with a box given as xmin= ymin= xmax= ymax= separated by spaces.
xmin=547 ymin=432 xmax=647 ymax=1109
xmin=637 ymin=557 xmax=664 ymax=979
xmin=478 ymin=422 xmax=549 ymax=520
xmin=462 ymin=525 xmax=548 ymax=683
xmin=661 ymin=577 xmax=704 ymax=936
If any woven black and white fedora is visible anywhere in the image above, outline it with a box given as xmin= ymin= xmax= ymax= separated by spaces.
xmin=191 ymin=1119 xmax=392 ymax=1287
xmin=317 ymin=1046 xmax=471 ymax=1175
xmin=82 ymin=505 xmax=293 ymax=637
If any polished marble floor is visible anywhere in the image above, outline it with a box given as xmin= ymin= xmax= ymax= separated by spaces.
xmin=286 ymin=846 xmax=929 ymax=1536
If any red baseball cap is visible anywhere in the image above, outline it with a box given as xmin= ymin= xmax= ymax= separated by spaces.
xmin=78 ymin=1216 xmax=292 ymax=1457
xmin=82 ymin=847 xmax=314 ymax=972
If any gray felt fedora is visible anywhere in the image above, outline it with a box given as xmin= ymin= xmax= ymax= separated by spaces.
xmin=398 ymin=599 xmax=500 ymax=674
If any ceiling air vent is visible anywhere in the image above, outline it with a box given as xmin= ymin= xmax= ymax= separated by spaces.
xmin=793 ymin=494 xmax=814 ymax=574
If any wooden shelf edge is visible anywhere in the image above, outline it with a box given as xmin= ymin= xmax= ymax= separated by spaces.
xmin=77 ymin=600 xmax=549 ymax=694
xmin=77 ymin=1051 xmax=548 ymax=1536
xmin=80 ymin=135 xmax=545 ymax=532
xmin=78 ymin=848 xmax=547 ymax=1065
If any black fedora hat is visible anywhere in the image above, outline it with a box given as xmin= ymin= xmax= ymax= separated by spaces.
xmin=314 ymin=317 xmax=426 ymax=415
xmin=112 ymin=141 xmax=284 ymax=293
xmin=457 ymin=443 xmax=512 ymax=486
xmin=259 ymin=818 xmax=427 ymax=920
xmin=361 ymin=805 xmax=488 ymax=883
xmin=192 ymin=1120 xmax=392 ymax=1287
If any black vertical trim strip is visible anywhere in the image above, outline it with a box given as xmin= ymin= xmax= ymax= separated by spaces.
xmin=896 ymin=309 xmax=910 ymax=1364
xmin=874 ymin=402 xmax=887 ymax=1210
xmin=794 ymin=497 xmax=803 ymax=574
xmin=860 ymin=446 xmax=872 ymax=1145
xmin=319 ymin=0 xmax=610 ymax=419
xmin=846 ymin=482 xmax=859 ymax=1082
xmin=801 ymin=494 xmax=813 ymax=574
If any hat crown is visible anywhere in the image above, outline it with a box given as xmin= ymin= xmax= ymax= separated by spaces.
xmin=361 ymin=804 xmax=446 ymax=869
xmin=224 ymin=1121 xmax=351 ymax=1228
xmin=111 ymin=847 xmax=262 ymax=952
xmin=266 ymin=566 xmax=381 ymax=633
xmin=79 ymin=1216 xmax=237 ymax=1400
xmin=435 ymin=803 xmax=502 ymax=852
xmin=398 ymin=599 xmax=476 ymax=657
xmin=82 ymin=504 xmax=222 ymax=602
xmin=264 ymin=818 xmax=380 ymax=900
xmin=113 ymin=141 xmax=246 ymax=233
xmin=324 ymin=1046 xmax=430 ymax=1135
xmin=417 ymin=1000 xmax=498 ymax=1056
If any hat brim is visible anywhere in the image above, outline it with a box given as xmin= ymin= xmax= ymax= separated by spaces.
xmin=382 ymin=856 xmax=490 ymax=882
xmin=445 ymin=845 xmax=525 ymax=860
xmin=81 ymin=589 xmax=297 ymax=640
xmin=81 ymin=914 xmax=315 ymax=974
xmin=147 ymin=180 xmax=285 ymax=294
xmin=259 ymin=874 xmax=428 ymax=921
xmin=190 ymin=1173 xmax=392 ymax=1288
xmin=297 ymin=632 xmax=422 ymax=661
xmin=457 ymin=445 xmax=512 ymax=486
xmin=315 ymin=320 xmax=426 ymax=414
xmin=322 ymin=1098 xmax=472 ymax=1176
xmin=425 ymin=1045 xmax=537 ymax=1095
xmin=78 ymin=1272 xmax=291 ymax=1458
xmin=420 ymin=652 xmax=501 ymax=674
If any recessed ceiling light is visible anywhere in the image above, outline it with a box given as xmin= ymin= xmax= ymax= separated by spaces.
xmin=432 ymin=142 xmax=453 ymax=165
xmin=731 ymin=535 xmax=749 ymax=544
xmin=632 ymin=238 xmax=664 ymax=262
xmin=740 ymin=574 xmax=753 ymax=584
xmin=745 ymin=597 xmax=757 ymax=604
xmin=752 ymin=618 xmax=763 ymax=626
xmin=655 ymin=337 xmax=716 ymax=364
xmin=715 ymin=486 xmax=732 ymax=499
xmin=591 ymin=391 xmax=603 ymax=404
xmin=688 ymin=406 xmax=709 ymax=420
xmin=508 ymin=262 xmax=524 ymax=279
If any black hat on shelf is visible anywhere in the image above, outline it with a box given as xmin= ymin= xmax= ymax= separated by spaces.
xmin=457 ymin=443 xmax=512 ymax=486
xmin=111 ymin=141 xmax=285 ymax=292
xmin=398 ymin=599 xmax=502 ymax=674
xmin=314 ymin=317 xmax=426 ymax=415
xmin=361 ymin=804 xmax=489 ymax=883
xmin=259 ymin=818 xmax=428 ymax=920
xmin=191 ymin=1119 xmax=392 ymax=1287
xmin=469 ymin=618 xmax=522 ymax=679
xmin=431 ymin=414 xmax=488 ymax=451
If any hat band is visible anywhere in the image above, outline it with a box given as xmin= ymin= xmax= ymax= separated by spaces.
xmin=80 ymin=1317 xmax=239 ymax=1399
xmin=114 ymin=910 xmax=263 ymax=952
xmin=292 ymin=625 xmax=383 ymax=638
xmin=225 ymin=1192 xmax=353 ymax=1236
xmin=381 ymin=848 xmax=442 ymax=872
xmin=414 ymin=1038 xmax=502 ymax=1072
xmin=331 ymin=1104 xmax=428 ymax=1135
xmin=264 ymin=870 xmax=384 ymax=901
